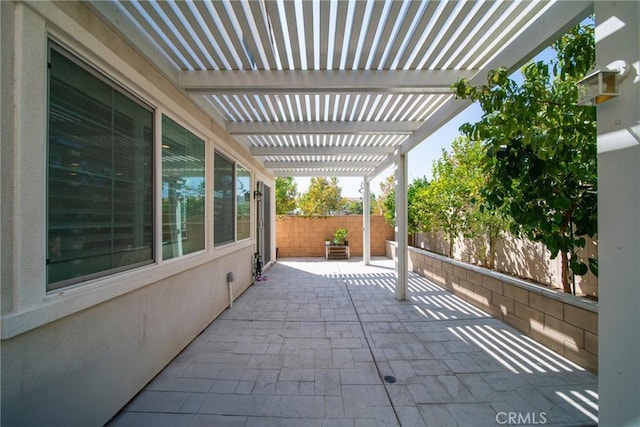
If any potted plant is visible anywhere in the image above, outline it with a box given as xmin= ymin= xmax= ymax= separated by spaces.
xmin=333 ymin=228 xmax=348 ymax=246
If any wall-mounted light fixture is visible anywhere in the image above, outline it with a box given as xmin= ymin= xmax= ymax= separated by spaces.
xmin=577 ymin=69 xmax=619 ymax=106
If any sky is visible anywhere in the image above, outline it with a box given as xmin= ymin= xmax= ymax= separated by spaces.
xmin=294 ymin=45 xmax=556 ymax=199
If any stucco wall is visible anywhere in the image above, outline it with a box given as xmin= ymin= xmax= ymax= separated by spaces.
xmin=388 ymin=241 xmax=598 ymax=372
xmin=0 ymin=2 xmax=272 ymax=425
xmin=276 ymin=215 xmax=394 ymax=258
xmin=1 ymin=246 xmax=254 ymax=426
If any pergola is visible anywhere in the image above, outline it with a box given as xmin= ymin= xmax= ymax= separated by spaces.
xmin=91 ymin=0 xmax=591 ymax=295
xmin=88 ymin=2 xmax=640 ymax=426
xmin=91 ymin=1 xmax=589 ymax=177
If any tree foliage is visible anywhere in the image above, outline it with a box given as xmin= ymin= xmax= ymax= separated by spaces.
xmin=380 ymin=175 xmax=432 ymax=235
xmin=275 ymin=177 xmax=298 ymax=215
xmin=376 ymin=175 xmax=395 ymax=226
xmin=451 ymin=23 xmax=597 ymax=293
xmin=407 ymin=177 xmax=430 ymax=234
xmin=417 ymin=137 xmax=495 ymax=258
xmin=343 ymin=193 xmax=377 ymax=215
xmin=298 ymin=177 xmax=345 ymax=216
xmin=343 ymin=198 xmax=363 ymax=215
xmin=461 ymin=160 xmax=512 ymax=270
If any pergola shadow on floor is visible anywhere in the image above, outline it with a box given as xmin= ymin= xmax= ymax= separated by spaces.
xmin=108 ymin=258 xmax=597 ymax=427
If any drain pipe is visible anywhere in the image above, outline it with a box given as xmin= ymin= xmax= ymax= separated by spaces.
xmin=226 ymin=272 xmax=235 ymax=308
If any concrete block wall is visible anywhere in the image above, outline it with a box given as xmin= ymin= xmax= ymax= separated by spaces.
xmin=276 ymin=215 xmax=394 ymax=258
xmin=413 ymin=231 xmax=598 ymax=297
xmin=387 ymin=241 xmax=598 ymax=372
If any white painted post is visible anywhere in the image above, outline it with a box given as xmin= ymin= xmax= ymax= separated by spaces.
xmin=363 ymin=177 xmax=371 ymax=265
xmin=596 ymin=2 xmax=640 ymax=426
xmin=395 ymin=154 xmax=408 ymax=301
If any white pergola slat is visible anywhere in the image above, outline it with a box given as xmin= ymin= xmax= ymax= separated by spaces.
xmin=178 ymin=69 xmax=476 ymax=94
xmin=264 ymin=160 xmax=379 ymax=169
xmin=90 ymin=0 xmax=591 ymax=178
xmin=229 ymin=121 xmax=420 ymax=135
xmin=249 ymin=145 xmax=396 ymax=156
xmin=272 ymin=169 xmax=373 ymax=178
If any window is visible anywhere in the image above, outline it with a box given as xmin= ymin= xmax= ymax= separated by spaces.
xmin=162 ymin=116 xmax=205 ymax=259
xmin=47 ymin=45 xmax=154 ymax=290
xmin=214 ymin=152 xmax=234 ymax=245
xmin=236 ymin=166 xmax=250 ymax=240
xmin=214 ymin=152 xmax=251 ymax=246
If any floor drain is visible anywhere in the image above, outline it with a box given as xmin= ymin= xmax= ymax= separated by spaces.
xmin=383 ymin=375 xmax=397 ymax=384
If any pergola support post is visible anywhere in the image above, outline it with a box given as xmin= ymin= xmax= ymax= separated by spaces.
xmin=362 ymin=178 xmax=371 ymax=265
xmin=394 ymin=154 xmax=408 ymax=301
xmin=596 ymin=2 xmax=640 ymax=425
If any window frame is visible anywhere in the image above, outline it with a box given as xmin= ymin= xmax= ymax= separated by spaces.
xmin=161 ymin=114 xmax=206 ymax=260
xmin=213 ymin=150 xmax=252 ymax=247
xmin=235 ymin=164 xmax=251 ymax=242
xmin=213 ymin=150 xmax=236 ymax=246
xmin=46 ymin=41 xmax=156 ymax=290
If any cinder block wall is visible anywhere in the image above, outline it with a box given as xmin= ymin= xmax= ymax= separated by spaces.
xmin=276 ymin=216 xmax=394 ymax=258
xmin=387 ymin=241 xmax=598 ymax=372
xmin=414 ymin=231 xmax=598 ymax=297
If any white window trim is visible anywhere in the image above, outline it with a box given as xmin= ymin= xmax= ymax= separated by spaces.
xmin=47 ymin=42 xmax=157 ymax=290
xmin=235 ymin=162 xmax=253 ymax=243
xmin=159 ymin=113 xmax=209 ymax=262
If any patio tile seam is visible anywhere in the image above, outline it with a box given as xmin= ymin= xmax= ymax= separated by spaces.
xmin=358 ymin=317 xmax=490 ymax=324
xmin=335 ymin=264 xmax=405 ymax=427
xmin=214 ymin=317 xmax=362 ymax=324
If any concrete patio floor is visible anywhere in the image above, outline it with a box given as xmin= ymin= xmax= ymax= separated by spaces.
xmin=107 ymin=258 xmax=598 ymax=427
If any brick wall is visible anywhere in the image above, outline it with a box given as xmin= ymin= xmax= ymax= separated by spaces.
xmin=387 ymin=241 xmax=598 ymax=372
xmin=276 ymin=216 xmax=394 ymax=258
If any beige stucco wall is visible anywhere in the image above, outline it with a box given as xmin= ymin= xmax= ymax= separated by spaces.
xmin=1 ymin=1 xmax=273 ymax=425
xmin=1 ymin=246 xmax=255 ymax=425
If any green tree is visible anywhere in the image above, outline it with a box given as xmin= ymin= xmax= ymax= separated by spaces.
xmin=368 ymin=193 xmax=377 ymax=215
xmin=376 ymin=175 xmax=395 ymax=226
xmin=379 ymin=175 xmax=429 ymax=233
xmin=344 ymin=198 xmax=362 ymax=215
xmin=407 ymin=177 xmax=430 ymax=234
xmin=417 ymin=137 xmax=484 ymax=257
xmin=452 ymin=23 xmax=597 ymax=293
xmin=343 ymin=193 xmax=377 ymax=215
xmin=466 ymin=200 xmax=511 ymax=270
xmin=298 ymin=177 xmax=345 ymax=216
xmin=412 ymin=139 xmax=511 ymax=267
xmin=275 ymin=177 xmax=298 ymax=215
xmin=456 ymin=143 xmax=511 ymax=270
